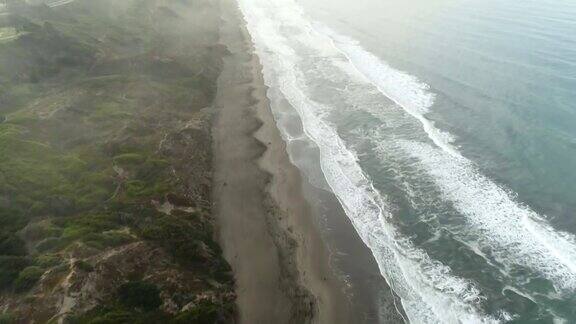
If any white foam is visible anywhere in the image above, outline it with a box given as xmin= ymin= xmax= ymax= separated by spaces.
xmin=398 ymin=140 xmax=576 ymax=292
xmin=302 ymin=4 xmax=576 ymax=296
xmin=236 ymin=0 xmax=501 ymax=322
xmin=312 ymin=24 xmax=461 ymax=158
xmin=46 ymin=0 xmax=76 ymax=8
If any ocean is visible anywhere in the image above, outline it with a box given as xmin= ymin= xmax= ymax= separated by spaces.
xmin=236 ymin=0 xmax=576 ymax=322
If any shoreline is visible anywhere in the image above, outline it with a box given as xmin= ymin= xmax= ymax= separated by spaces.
xmin=212 ymin=0 xmax=351 ymax=323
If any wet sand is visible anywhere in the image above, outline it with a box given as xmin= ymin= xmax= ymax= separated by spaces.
xmin=212 ymin=0 xmax=351 ymax=323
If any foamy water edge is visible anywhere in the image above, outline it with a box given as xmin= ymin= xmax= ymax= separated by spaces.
xmin=235 ymin=0 xmax=505 ymax=322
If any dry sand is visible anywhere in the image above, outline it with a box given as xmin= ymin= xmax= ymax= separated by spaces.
xmin=212 ymin=0 xmax=351 ymax=323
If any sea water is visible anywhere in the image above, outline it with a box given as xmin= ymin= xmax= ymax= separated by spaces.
xmin=236 ymin=0 xmax=576 ymax=322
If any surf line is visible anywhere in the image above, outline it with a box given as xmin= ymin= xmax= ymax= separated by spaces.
xmin=310 ymin=21 xmax=576 ymax=292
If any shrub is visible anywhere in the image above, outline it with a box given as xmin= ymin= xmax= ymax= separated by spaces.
xmin=84 ymin=310 xmax=134 ymax=324
xmin=0 ymin=233 xmax=26 ymax=256
xmin=0 ymin=256 xmax=31 ymax=290
xmin=83 ymin=231 xmax=134 ymax=249
xmin=34 ymin=254 xmax=63 ymax=268
xmin=74 ymin=260 xmax=94 ymax=272
xmin=173 ymin=300 xmax=220 ymax=324
xmin=117 ymin=281 xmax=162 ymax=311
xmin=14 ymin=266 xmax=44 ymax=292
xmin=69 ymin=307 xmax=170 ymax=324
xmin=21 ymin=221 xmax=62 ymax=241
xmin=0 ymin=313 xmax=15 ymax=324
xmin=0 ymin=209 xmax=28 ymax=234
xmin=35 ymin=237 xmax=65 ymax=253
xmin=113 ymin=153 xmax=145 ymax=166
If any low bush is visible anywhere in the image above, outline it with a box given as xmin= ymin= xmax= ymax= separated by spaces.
xmin=74 ymin=260 xmax=94 ymax=272
xmin=34 ymin=254 xmax=63 ymax=268
xmin=0 ymin=256 xmax=31 ymax=290
xmin=0 ymin=233 xmax=26 ymax=256
xmin=0 ymin=313 xmax=15 ymax=324
xmin=173 ymin=300 xmax=221 ymax=324
xmin=117 ymin=281 xmax=162 ymax=311
xmin=35 ymin=237 xmax=67 ymax=253
xmin=113 ymin=153 xmax=146 ymax=166
xmin=69 ymin=307 xmax=170 ymax=324
xmin=14 ymin=266 xmax=44 ymax=292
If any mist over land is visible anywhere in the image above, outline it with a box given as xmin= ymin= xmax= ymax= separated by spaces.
xmin=3 ymin=0 xmax=576 ymax=323
xmin=0 ymin=0 xmax=355 ymax=323
xmin=0 ymin=0 xmax=235 ymax=322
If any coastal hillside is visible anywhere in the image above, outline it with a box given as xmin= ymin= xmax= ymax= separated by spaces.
xmin=0 ymin=0 xmax=235 ymax=322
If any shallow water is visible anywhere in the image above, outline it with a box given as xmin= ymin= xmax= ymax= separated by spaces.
xmin=237 ymin=0 xmax=576 ymax=322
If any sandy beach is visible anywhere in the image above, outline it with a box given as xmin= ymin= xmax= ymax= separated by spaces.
xmin=2 ymin=0 xmax=399 ymax=322
xmin=212 ymin=0 xmax=352 ymax=323
xmin=2 ymin=0 xmax=570 ymax=322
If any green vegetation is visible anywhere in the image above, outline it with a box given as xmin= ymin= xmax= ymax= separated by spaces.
xmin=70 ymin=280 xmax=231 ymax=324
xmin=0 ymin=0 xmax=233 ymax=321
xmin=71 ymin=296 xmax=228 ymax=324
xmin=14 ymin=266 xmax=43 ymax=292
xmin=0 ymin=313 xmax=15 ymax=324
xmin=174 ymin=300 xmax=225 ymax=324
xmin=117 ymin=281 xmax=162 ymax=311
xmin=34 ymin=254 xmax=63 ymax=268
xmin=0 ymin=233 xmax=26 ymax=256
xmin=0 ymin=256 xmax=30 ymax=290
xmin=74 ymin=260 xmax=94 ymax=272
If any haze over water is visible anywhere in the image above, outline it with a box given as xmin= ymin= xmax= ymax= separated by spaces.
xmin=237 ymin=0 xmax=576 ymax=322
